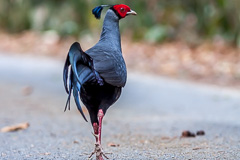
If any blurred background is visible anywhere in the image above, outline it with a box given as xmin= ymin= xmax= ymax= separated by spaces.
xmin=0 ymin=0 xmax=240 ymax=86
xmin=1 ymin=1 xmax=240 ymax=159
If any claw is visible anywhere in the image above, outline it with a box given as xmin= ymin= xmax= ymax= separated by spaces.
xmin=88 ymin=143 xmax=109 ymax=160
xmin=88 ymin=151 xmax=95 ymax=159
xmin=102 ymin=152 xmax=109 ymax=159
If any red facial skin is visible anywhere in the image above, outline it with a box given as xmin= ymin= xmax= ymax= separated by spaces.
xmin=113 ymin=4 xmax=131 ymax=18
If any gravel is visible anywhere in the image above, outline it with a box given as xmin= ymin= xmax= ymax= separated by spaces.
xmin=0 ymin=53 xmax=240 ymax=159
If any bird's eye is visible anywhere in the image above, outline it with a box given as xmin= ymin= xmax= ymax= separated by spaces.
xmin=120 ymin=8 xmax=125 ymax=13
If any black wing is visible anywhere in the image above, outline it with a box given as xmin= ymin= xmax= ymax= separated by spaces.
xmin=63 ymin=42 xmax=104 ymax=122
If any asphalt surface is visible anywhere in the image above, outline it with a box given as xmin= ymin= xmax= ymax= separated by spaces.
xmin=0 ymin=53 xmax=240 ymax=160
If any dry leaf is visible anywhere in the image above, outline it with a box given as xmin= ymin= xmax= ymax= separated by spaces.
xmin=73 ymin=140 xmax=79 ymax=144
xmin=161 ymin=136 xmax=171 ymax=140
xmin=22 ymin=86 xmax=33 ymax=96
xmin=108 ymin=142 xmax=120 ymax=147
xmin=193 ymin=147 xmax=202 ymax=150
xmin=1 ymin=122 xmax=30 ymax=132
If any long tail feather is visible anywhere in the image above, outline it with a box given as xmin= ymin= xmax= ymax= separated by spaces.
xmin=64 ymin=70 xmax=73 ymax=112
xmin=68 ymin=42 xmax=85 ymax=86
xmin=71 ymin=53 xmax=82 ymax=86
xmin=63 ymin=42 xmax=104 ymax=122
xmin=73 ymin=87 xmax=88 ymax=122
xmin=63 ymin=55 xmax=70 ymax=94
xmin=64 ymin=94 xmax=71 ymax=112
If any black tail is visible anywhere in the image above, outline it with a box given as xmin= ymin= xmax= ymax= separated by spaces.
xmin=64 ymin=69 xmax=73 ymax=112
xmin=63 ymin=42 xmax=104 ymax=122
xmin=63 ymin=55 xmax=70 ymax=94
xmin=63 ymin=42 xmax=89 ymax=122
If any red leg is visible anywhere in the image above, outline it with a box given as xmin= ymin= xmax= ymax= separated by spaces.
xmin=93 ymin=122 xmax=99 ymax=142
xmin=90 ymin=109 xmax=108 ymax=160
xmin=97 ymin=109 xmax=104 ymax=145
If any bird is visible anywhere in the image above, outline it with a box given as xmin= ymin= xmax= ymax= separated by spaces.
xmin=63 ymin=4 xmax=137 ymax=160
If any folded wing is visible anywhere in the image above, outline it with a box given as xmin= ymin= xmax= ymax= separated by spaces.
xmin=63 ymin=42 xmax=103 ymax=122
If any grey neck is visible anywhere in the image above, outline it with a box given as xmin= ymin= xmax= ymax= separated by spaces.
xmin=99 ymin=9 xmax=122 ymax=51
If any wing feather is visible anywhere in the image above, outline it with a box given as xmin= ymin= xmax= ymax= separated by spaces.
xmin=63 ymin=42 xmax=104 ymax=122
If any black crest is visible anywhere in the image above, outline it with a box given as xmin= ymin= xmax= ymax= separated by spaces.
xmin=92 ymin=5 xmax=111 ymax=19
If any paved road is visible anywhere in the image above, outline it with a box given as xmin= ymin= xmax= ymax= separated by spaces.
xmin=0 ymin=53 xmax=240 ymax=159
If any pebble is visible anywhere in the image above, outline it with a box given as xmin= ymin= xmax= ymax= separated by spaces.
xmin=181 ymin=130 xmax=196 ymax=137
xmin=196 ymin=130 xmax=205 ymax=136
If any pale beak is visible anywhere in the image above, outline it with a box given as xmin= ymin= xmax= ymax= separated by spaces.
xmin=127 ymin=10 xmax=137 ymax=16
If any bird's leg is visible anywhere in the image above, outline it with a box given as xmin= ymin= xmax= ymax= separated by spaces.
xmin=96 ymin=109 xmax=109 ymax=159
xmin=93 ymin=122 xmax=99 ymax=142
xmin=97 ymin=109 xmax=104 ymax=145
xmin=89 ymin=109 xmax=109 ymax=160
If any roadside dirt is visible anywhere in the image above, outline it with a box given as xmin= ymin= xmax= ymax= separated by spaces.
xmin=1 ymin=31 xmax=240 ymax=88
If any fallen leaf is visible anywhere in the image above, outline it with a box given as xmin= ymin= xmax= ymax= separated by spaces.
xmin=22 ymin=86 xmax=33 ymax=96
xmin=1 ymin=122 xmax=30 ymax=132
xmin=193 ymin=147 xmax=202 ymax=150
xmin=161 ymin=136 xmax=171 ymax=140
xmin=108 ymin=142 xmax=120 ymax=147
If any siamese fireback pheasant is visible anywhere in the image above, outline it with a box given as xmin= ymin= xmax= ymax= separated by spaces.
xmin=63 ymin=4 xmax=136 ymax=159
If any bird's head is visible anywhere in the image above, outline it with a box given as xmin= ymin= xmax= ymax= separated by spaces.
xmin=111 ymin=4 xmax=137 ymax=19
xmin=92 ymin=4 xmax=137 ymax=20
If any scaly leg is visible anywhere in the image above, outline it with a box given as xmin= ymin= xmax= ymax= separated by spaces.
xmin=97 ymin=109 xmax=104 ymax=145
xmin=93 ymin=122 xmax=99 ymax=142
xmin=89 ymin=109 xmax=109 ymax=160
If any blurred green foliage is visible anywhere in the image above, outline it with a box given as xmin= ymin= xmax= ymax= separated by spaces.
xmin=0 ymin=0 xmax=239 ymax=46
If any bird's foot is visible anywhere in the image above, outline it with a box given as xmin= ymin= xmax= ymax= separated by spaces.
xmin=89 ymin=143 xmax=109 ymax=160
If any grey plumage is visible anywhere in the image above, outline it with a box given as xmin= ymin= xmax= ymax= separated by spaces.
xmin=63 ymin=4 xmax=136 ymax=159
xmin=63 ymin=8 xmax=127 ymax=122
xmin=86 ymin=9 xmax=127 ymax=87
